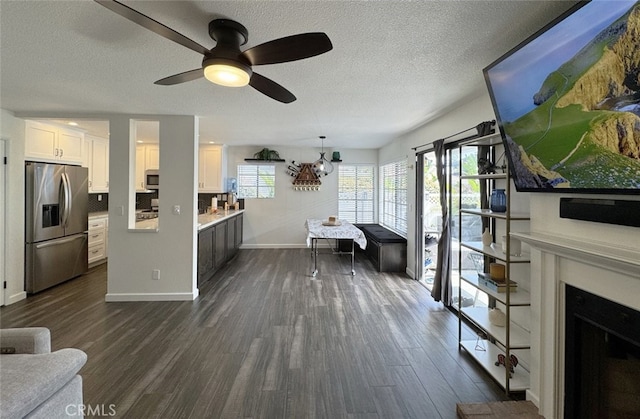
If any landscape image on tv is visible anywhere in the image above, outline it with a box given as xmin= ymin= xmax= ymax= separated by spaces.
xmin=485 ymin=0 xmax=640 ymax=192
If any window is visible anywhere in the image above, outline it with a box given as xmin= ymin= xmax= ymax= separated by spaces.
xmin=237 ymin=164 xmax=275 ymax=198
xmin=338 ymin=165 xmax=375 ymax=223
xmin=380 ymin=159 xmax=407 ymax=236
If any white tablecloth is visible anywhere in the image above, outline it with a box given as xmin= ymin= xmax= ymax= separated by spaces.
xmin=305 ymin=219 xmax=367 ymax=249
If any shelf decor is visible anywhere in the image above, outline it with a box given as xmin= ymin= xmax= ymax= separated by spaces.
xmin=490 ymin=189 xmax=507 ymax=212
xmin=288 ymin=162 xmax=322 ymax=191
xmin=244 ymin=147 xmax=285 ymax=162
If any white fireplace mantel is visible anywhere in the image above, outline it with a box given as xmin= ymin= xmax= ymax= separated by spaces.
xmin=512 ymin=232 xmax=640 ymax=280
xmin=512 ymin=231 xmax=640 ymax=419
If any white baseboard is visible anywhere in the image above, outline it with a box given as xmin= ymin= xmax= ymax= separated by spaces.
xmin=105 ymin=291 xmax=198 ymax=302
xmin=5 ymin=291 xmax=27 ymax=306
xmin=405 ymin=267 xmax=415 ymax=279
xmin=525 ymin=389 xmax=539 ymax=408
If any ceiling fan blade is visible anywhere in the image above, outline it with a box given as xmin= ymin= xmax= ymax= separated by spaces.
xmin=155 ymin=68 xmax=204 ymax=86
xmin=242 ymin=33 xmax=332 ymax=66
xmin=249 ymin=73 xmax=296 ymax=103
xmin=94 ymin=0 xmax=210 ymax=55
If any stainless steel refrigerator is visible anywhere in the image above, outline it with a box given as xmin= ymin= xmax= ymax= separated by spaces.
xmin=25 ymin=162 xmax=89 ymax=293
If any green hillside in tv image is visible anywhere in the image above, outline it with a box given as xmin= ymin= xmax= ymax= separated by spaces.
xmin=502 ymin=2 xmax=640 ymax=190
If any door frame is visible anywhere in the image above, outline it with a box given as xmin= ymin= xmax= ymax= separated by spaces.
xmin=1 ymin=139 xmax=6 ymax=305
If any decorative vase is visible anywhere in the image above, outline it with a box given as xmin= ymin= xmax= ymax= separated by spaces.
xmin=489 ymin=308 xmax=506 ymax=327
xmin=481 ymin=228 xmax=492 ymax=246
xmin=490 ymin=189 xmax=507 ymax=212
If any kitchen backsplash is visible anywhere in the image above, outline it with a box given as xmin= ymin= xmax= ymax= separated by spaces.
xmin=137 ymin=191 xmax=159 ymax=210
xmin=89 ymin=192 xmax=242 ymax=214
xmin=88 ymin=194 xmax=109 ymax=213
xmin=198 ymin=193 xmax=244 ymax=213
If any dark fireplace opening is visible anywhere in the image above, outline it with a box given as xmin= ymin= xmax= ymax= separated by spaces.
xmin=565 ymin=285 xmax=640 ymax=419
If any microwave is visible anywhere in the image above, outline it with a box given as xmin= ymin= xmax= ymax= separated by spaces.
xmin=145 ymin=170 xmax=159 ymax=190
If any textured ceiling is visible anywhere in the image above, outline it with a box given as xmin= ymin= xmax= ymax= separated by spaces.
xmin=0 ymin=1 xmax=577 ymax=149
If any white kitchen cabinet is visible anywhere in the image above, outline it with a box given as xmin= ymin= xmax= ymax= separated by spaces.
xmin=198 ymin=144 xmax=227 ymax=192
xmin=84 ymin=135 xmax=109 ymax=193
xmin=145 ymin=145 xmax=159 ymax=170
xmin=135 ymin=145 xmax=146 ymax=191
xmin=25 ymin=120 xmax=84 ymax=165
xmin=134 ymin=144 xmax=159 ymax=191
xmin=88 ymin=215 xmax=108 ymax=266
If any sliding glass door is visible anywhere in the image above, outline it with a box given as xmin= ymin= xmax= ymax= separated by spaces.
xmin=416 ymin=150 xmax=441 ymax=290
xmin=450 ymin=146 xmax=488 ymax=310
xmin=416 ymin=145 xmax=488 ymax=310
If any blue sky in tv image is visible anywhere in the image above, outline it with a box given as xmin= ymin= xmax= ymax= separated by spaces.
xmin=487 ymin=0 xmax=636 ymax=122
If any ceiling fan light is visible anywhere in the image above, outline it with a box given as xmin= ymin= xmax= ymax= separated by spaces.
xmin=204 ymin=63 xmax=250 ymax=87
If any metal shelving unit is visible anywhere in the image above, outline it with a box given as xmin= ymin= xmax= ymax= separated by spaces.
xmin=456 ymin=134 xmax=531 ymax=394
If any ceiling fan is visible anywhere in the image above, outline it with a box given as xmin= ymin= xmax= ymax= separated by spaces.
xmin=94 ymin=0 xmax=333 ymax=103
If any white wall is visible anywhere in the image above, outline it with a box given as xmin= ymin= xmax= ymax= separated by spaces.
xmin=227 ymin=146 xmax=378 ymax=247
xmin=0 ymin=109 xmax=26 ymax=305
xmin=379 ymin=93 xmax=497 ymax=277
xmin=106 ymin=115 xmax=199 ymax=301
xmin=530 ymin=193 xmax=640 ymax=246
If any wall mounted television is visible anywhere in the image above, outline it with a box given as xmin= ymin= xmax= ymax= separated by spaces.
xmin=484 ymin=0 xmax=640 ymax=194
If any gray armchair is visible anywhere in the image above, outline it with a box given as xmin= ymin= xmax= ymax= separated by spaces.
xmin=0 ymin=328 xmax=87 ymax=419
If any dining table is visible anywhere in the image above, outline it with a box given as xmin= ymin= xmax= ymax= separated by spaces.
xmin=305 ymin=218 xmax=367 ymax=277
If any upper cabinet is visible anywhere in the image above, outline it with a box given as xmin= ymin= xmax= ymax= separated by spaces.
xmin=133 ymin=142 xmax=227 ymax=193
xmin=198 ymin=144 xmax=227 ymax=193
xmin=135 ymin=144 xmax=158 ymax=192
xmin=145 ymin=144 xmax=159 ymax=171
xmin=84 ymin=135 xmax=109 ymax=193
xmin=25 ymin=120 xmax=84 ymax=165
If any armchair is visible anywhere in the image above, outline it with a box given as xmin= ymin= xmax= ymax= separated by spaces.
xmin=0 ymin=328 xmax=87 ymax=419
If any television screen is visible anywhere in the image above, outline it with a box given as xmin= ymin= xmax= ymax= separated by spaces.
xmin=484 ymin=0 xmax=640 ymax=194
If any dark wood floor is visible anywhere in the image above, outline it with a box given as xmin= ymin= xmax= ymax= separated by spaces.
xmin=1 ymin=249 xmax=508 ymax=418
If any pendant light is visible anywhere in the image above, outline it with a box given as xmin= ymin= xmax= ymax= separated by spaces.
xmin=312 ymin=136 xmax=334 ymax=176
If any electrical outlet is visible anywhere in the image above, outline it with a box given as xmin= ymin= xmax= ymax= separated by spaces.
xmin=152 ymin=269 xmax=160 ymax=280
xmin=97 ymin=194 xmax=102 ymax=201
xmin=172 ymin=205 xmax=181 ymax=215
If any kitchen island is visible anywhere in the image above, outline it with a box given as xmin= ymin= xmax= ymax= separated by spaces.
xmin=197 ymin=210 xmax=244 ymax=287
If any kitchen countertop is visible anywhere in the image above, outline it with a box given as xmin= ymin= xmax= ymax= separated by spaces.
xmin=89 ymin=211 xmax=109 ymax=218
xmin=133 ymin=218 xmax=159 ymax=231
xmin=92 ymin=209 xmax=244 ymax=231
xmin=198 ymin=209 xmax=244 ymax=231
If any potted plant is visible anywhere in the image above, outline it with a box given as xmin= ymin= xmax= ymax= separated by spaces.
xmin=253 ymin=148 xmax=281 ymax=160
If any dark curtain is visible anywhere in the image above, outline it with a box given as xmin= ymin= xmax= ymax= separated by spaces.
xmin=430 ymin=139 xmax=452 ymax=305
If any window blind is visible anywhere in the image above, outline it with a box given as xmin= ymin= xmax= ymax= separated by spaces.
xmin=338 ymin=165 xmax=374 ymax=223
xmin=380 ymin=159 xmax=407 ymax=236
xmin=237 ymin=164 xmax=276 ymax=199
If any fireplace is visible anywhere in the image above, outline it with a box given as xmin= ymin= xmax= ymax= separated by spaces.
xmin=564 ymin=285 xmax=640 ymax=418
xmin=512 ymin=231 xmax=640 ymax=419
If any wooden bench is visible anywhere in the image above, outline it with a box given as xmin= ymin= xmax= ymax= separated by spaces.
xmin=353 ymin=224 xmax=407 ymax=272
